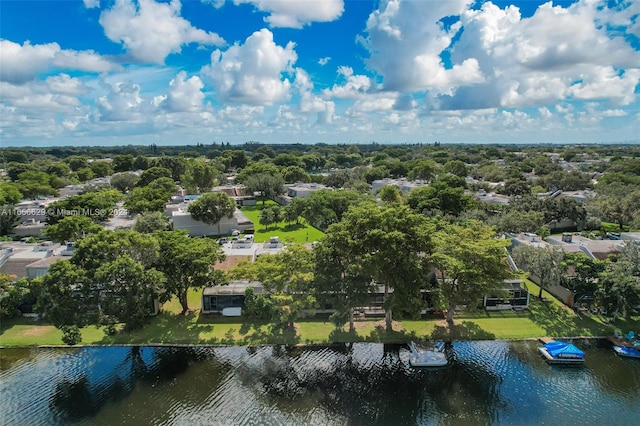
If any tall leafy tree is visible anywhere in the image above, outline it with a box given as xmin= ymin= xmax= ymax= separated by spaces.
xmin=560 ymin=252 xmax=605 ymax=301
xmin=284 ymin=197 xmax=305 ymax=225
xmin=0 ymin=182 xmax=23 ymax=205
xmin=15 ymin=170 xmax=58 ymax=199
xmin=408 ymin=159 xmax=438 ymax=181
xmin=133 ymin=211 xmax=171 ymax=233
xmin=32 ymin=260 xmax=89 ymax=344
xmin=433 ymin=222 xmax=514 ymax=325
xmin=95 ymin=255 xmax=164 ymax=331
xmin=229 ymin=244 xmax=315 ymax=329
xmin=111 ymin=154 xmax=135 ymax=172
xmin=187 ymin=192 xmax=237 ymax=235
xmin=154 ymin=231 xmax=226 ymax=314
xmin=335 ymin=202 xmax=434 ymax=331
xmin=42 ymin=215 xmax=102 ymax=242
xmin=406 ymin=180 xmax=471 ymax=217
xmin=301 ymin=189 xmax=372 ymax=231
xmin=244 ymin=173 xmax=285 ymax=205
xmin=133 ymin=155 xmax=150 ymax=170
xmin=281 ymin=165 xmax=309 ymax=183
xmin=89 ymin=161 xmax=112 ymax=178
xmin=511 ymin=244 xmax=565 ymax=299
xmin=596 ymin=241 xmax=640 ymax=320
xmin=136 ymin=167 xmax=172 ymax=187
xmin=71 ymin=230 xmax=160 ymax=274
xmin=378 ymin=185 xmax=402 ymax=204
xmin=110 ymin=172 xmax=139 ymax=193
xmin=46 ymin=189 xmax=122 ymax=224
xmin=35 ymin=230 xmax=165 ymax=342
xmin=259 ymin=207 xmax=275 ymax=230
xmin=315 ymin=224 xmax=375 ymax=332
xmin=125 ymin=177 xmax=176 ymax=214
xmin=444 ymin=159 xmax=469 ymax=177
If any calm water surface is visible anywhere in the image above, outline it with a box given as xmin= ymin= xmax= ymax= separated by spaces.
xmin=1 ymin=340 xmax=639 ymax=425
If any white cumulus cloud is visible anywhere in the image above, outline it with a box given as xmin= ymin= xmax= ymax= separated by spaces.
xmin=161 ymin=71 xmax=205 ymax=112
xmin=203 ymin=28 xmax=297 ymax=105
xmin=0 ymin=40 xmax=115 ymax=84
xmin=441 ymin=0 xmax=640 ymax=109
xmin=99 ymin=0 xmax=225 ymax=64
xmin=83 ymin=0 xmax=100 ymax=8
xmin=95 ymin=81 xmax=145 ymax=121
xmin=361 ymin=0 xmax=482 ymax=93
xmin=233 ymin=0 xmax=344 ymax=28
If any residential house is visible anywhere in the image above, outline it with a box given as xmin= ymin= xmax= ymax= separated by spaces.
xmin=371 ymin=178 xmax=427 ymax=195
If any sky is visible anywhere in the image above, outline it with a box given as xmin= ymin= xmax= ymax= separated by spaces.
xmin=1 ymin=0 xmax=639 ymax=147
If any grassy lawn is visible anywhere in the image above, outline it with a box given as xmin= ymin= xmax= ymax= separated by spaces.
xmin=2 ymin=285 xmax=639 ymax=347
xmin=240 ymin=200 xmax=324 ymax=243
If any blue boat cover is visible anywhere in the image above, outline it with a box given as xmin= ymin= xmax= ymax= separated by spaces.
xmin=543 ymin=341 xmax=585 ymax=358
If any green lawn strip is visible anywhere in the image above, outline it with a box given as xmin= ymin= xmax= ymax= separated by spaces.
xmin=240 ymin=200 xmax=324 ymax=243
xmin=0 ymin=317 xmax=106 ymax=346
xmin=3 ymin=283 xmax=639 ymax=347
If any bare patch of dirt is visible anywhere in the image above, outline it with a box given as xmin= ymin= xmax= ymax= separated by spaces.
xmin=216 ymin=255 xmax=251 ymax=271
xmin=374 ymin=319 xmax=404 ymax=332
xmin=21 ymin=327 xmax=50 ymax=337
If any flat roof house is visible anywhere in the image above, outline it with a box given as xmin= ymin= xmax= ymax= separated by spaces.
xmin=171 ymin=207 xmax=254 ymax=237
xmin=201 ymin=280 xmax=263 ymax=315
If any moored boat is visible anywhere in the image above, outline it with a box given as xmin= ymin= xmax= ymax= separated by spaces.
xmin=538 ymin=340 xmax=585 ymax=365
xmin=613 ymin=345 xmax=640 ymax=359
xmin=409 ymin=341 xmax=448 ymax=368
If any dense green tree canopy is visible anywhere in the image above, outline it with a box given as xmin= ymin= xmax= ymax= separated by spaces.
xmin=230 ymin=244 xmax=315 ymax=329
xmin=300 ymin=189 xmax=372 ymax=231
xmin=46 ymin=189 xmax=122 ymax=225
xmin=42 ymin=215 xmax=102 ymax=242
xmin=597 ymin=241 xmax=640 ymax=320
xmin=244 ymin=173 xmax=285 ymax=204
xmin=136 ymin=167 xmax=172 ymax=187
xmin=153 ymin=231 xmax=226 ymax=314
xmin=110 ymin=172 xmax=139 ymax=193
xmin=187 ymin=192 xmax=237 ymax=235
xmin=0 ymin=183 xmax=22 ymax=205
xmin=133 ymin=211 xmax=171 ymax=233
xmin=334 ymin=202 xmax=435 ymax=331
xmin=433 ymin=222 xmax=513 ymax=324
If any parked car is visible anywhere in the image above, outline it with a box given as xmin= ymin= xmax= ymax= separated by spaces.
xmin=217 ymin=237 xmax=228 ymax=245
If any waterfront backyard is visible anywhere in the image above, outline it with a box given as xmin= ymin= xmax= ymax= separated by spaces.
xmin=2 ymin=281 xmax=637 ymax=347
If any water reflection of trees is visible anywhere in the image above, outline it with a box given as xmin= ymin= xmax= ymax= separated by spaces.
xmin=253 ymin=343 xmax=507 ymax=425
xmin=586 ymin=343 xmax=640 ymax=402
xmin=49 ymin=346 xmax=224 ymax=422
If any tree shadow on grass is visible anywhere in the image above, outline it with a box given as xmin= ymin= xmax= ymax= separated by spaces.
xmin=100 ymin=311 xmax=213 ymax=345
xmin=282 ymin=223 xmax=305 ymax=232
xmin=365 ymin=324 xmax=420 ymax=344
xmin=527 ymin=298 xmax=611 ymax=337
xmin=210 ymin=317 xmax=302 ymax=345
xmin=328 ymin=328 xmax=359 ymax=343
xmin=430 ymin=321 xmax=496 ymax=341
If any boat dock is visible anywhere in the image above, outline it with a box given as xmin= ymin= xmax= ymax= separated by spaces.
xmin=607 ymin=335 xmax=638 ymax=348
xmin=538 ymin=337 xmax=555 ymax=344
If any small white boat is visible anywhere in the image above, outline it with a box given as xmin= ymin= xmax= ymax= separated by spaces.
xmin=408 ymin=341 xmax=448 ymax=368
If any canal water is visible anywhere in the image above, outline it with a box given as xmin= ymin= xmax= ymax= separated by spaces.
xmin=1 ymin=340 xmax=639 ymax=425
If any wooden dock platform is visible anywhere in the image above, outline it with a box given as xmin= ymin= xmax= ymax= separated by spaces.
xmin=538 ymin=337 xmax=555 ymax=344
xmin=607 ymin=335 xmax=638 ymax=348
